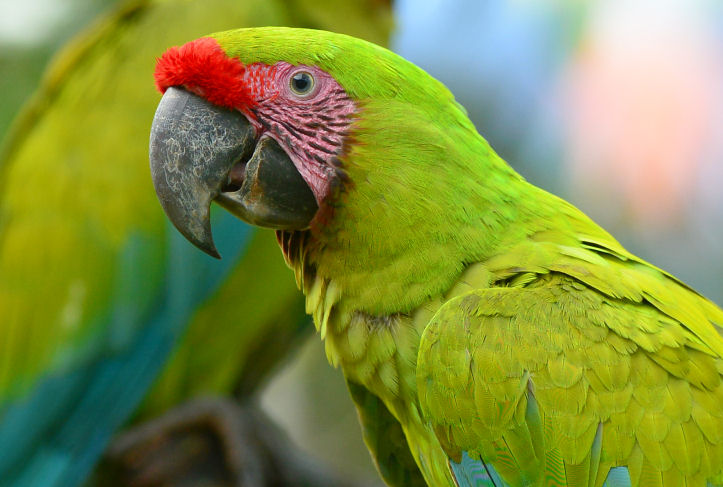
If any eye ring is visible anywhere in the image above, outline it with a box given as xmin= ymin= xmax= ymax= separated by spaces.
xmin=289 ymin=71 xmax=315 ymax=97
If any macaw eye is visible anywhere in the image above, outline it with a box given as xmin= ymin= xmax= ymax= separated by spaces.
xmin=289 ymin=71 xmax=315 ymax=96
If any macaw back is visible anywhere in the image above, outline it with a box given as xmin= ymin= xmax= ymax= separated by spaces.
xmin=317 ymin=87 xmax=723 ymax=485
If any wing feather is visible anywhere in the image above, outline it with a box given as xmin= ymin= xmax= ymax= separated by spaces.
xmin=418 ymin=257 xmax=723 ymax=486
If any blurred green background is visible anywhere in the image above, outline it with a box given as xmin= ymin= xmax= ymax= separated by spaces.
xmin=0 ymin=0 xmax=720 ymax=485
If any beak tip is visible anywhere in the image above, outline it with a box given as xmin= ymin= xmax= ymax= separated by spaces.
xmin=187 ymin=232 xmax=221 ymax=259
xmin=170 ymin=216 xmax=222 ymax=260
xmin=203 ymin=245 xmax=222 ymax=260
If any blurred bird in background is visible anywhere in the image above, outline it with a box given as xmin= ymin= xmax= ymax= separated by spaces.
xmin=0 ymin=0 xmax=720 ymax=486
xmin=0 ymin=1 xmax=391 ymax=486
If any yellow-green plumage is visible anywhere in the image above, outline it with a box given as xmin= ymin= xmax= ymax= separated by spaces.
xmin=158 ymin=28 xmax=723 ymax=487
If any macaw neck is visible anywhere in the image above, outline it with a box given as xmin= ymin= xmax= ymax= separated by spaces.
xmin=302 ymin=133 xmax=533 ymax=319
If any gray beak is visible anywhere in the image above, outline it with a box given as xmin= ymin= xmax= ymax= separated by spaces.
xmin=149 ymin=87 xmax=317 ymax=258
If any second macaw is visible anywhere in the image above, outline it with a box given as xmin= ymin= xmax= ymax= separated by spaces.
xmin=0 ymin=3 xmax=392 ymax=487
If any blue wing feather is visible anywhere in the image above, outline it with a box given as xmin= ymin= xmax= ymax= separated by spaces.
xmin=602 ymin=467 xmax=631 ymax=487
xmin=451 ymin=452 xmax=635 ymax=487
xmin=450 ymin=451 xmax=505 ymax=487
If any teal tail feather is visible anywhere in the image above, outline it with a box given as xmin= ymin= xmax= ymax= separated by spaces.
xmin=0 ymin=214 xmax=252 ymax=487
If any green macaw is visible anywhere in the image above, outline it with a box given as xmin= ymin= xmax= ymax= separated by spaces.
xmin=0 ymin=5 xmax=390 ymax=487
xmin=149 ymin=28 xmax=723 ymax=487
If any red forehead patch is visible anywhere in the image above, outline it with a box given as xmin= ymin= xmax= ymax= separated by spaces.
xmin=154 ymin=37 xmax=255 ymax=109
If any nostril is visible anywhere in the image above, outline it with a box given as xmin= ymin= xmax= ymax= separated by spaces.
xmin=222 ymin=162 xmax=246 ymax=192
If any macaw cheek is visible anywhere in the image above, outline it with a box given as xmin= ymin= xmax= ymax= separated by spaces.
xmin=216 ymin=137 xmax=318 ymax=231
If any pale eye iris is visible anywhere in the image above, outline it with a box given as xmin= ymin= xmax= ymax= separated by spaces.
xmin=290 ymin=71 xmax=314 ymax=96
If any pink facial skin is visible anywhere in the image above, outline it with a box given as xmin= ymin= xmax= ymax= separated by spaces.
xmin=241 ymin=62 xmax=357 ymax=204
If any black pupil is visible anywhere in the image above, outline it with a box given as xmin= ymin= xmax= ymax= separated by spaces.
xmin=292 ymin=72 xmax=312 ymax=93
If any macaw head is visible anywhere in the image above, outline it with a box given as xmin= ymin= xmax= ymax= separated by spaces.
xmin=149 ymin=27 xmax=492 ymax=260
